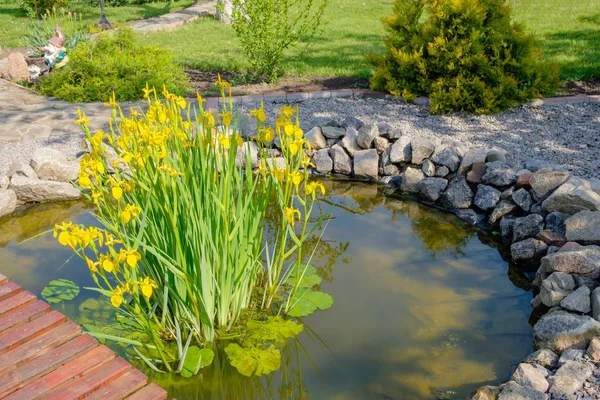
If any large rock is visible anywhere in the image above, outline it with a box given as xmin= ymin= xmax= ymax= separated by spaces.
xmin=321 ymin=126 xmax=346 ymax=139
xmin=549 ymin=361 xmax=594 ymax=396
xmin=410 ymin=137 xmax=435 ymax=165
xmin=497 ymin=381 xmax=547 ymax=400
xmin=422 ymin=159 xmax=435 ymax=177
xmin=481 ymin=162 xmax=517 ymax=187
xmin=356 ymin=124 xmax=379 ymax=149
xmin=342 ymin=116 xmax=364 ymax=130
xmin=510 ymin=363 xmax=549 ymax=392
xmin=540 ymin=272 xmax=575 ymax=307
xmin=474 ymin=185 xmax=501 ymax=211
xmin=7 ymin=161 xmax=38 ymax=180
xmin=9 ymin=176 xmax=80 ymax=203
xmin=373 ymin=137 xmax=389 ymax=154
xmin=235 ymin=141 xmax=258 ymax=168
xmin=430 ymin=147 xmax=460 ymax=171
xmin=471 ymin=386 xmax=500 ymax=400
xmin=533 ymin=309 xmax=600 ymax=352
xmin=418 ymin=177 xmax=447 ymax=202
xmin=379 ymin=147 xmax=399 ymax=176
xmin=353 ymin=149 xmax=378 ymax=180
xmin=389 ymin=136 xmax=412 ymax=164
xmin=458 ymin=148 xmax=487 ymax=174
xmin=30 ymin=148 xmax=79 ymax=183
xmin=0 ymin=190 xmax=17 ymax=218
xmin=546 ymin=212 xmax=569 ymax=234
xmin=330 ymin=145 xmax=352 ymax=175
xmin=441 ymin=176 xmax=473 ymax=209
xmin=512 ymin=189 xmax=533 ymax=212
xmin=560 ymin=286 xmax=591 ymax=314
xmin=435 ymin=166 xmax=450 ymax=178
xmin=312 ymin=149 xmax=333 ymax=174
xmin=541 ymin=246 xmax=600 ymax=278
xmin=542 ymin=177 xmax=600 ymax=215
xmin=525 ymin=349 xmax=559 ymax=369
xmin=592 ymin=287 xmax=600 ymax=321
xmin=305 ymin=127 xmax=327 ymax=150
xmin=586 ymin=336 xmax=600 ymax=361
xmin=510 ymin=238 xmax=548 ymax=264
xmin=400 ymin=167 xmax=425 ymax=194
xmin=489 ymin=201 xmax=518 ymax=226
xmin=341 ymin=127 xmax=361 ymax=157
xmin=467 ymin=162 xmax=487 ymax=184
xmin=511 ymin=214 xmax=544 ymax=243
xmin=529 ymin=168 xmax=571 ymax=198
xmin=565 ymin=210 xmax=600 ymax=245
xmin=0 ymin=52 xmax=29 ymax=82
xmin=557 ymin=348 xmax=586 ymax=367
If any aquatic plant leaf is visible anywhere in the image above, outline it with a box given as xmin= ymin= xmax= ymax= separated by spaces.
xmin=287 ymin=290 xmax=334 ymax=317
xmin=41 ymin=279 xmax=80 ymax=303
xmin=247 ymin=316 xmax=303 ymax=343
xmin=285 ymin=273 xmax=321 ymax=288
xmin=224 ymin=343 xmax=281 ymax=377
xmin=181 ymin=346 xmax=214 ymax=378
xmin=287 ymin=265 xmax=317 ymax=278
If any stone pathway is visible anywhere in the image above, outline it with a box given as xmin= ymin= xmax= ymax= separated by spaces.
xmin=127 ymin=0 xmax=216 ymax=33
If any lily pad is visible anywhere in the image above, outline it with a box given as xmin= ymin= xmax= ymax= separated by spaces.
xmin=247 ymin=316 xmax=303 ymax=343
xmin=181 ymin=346 xmax=214 ymax=378
xmin=287 ymin=290 xmax=334 ymax=317
xmin=41 ymin=279 xmax=80 ymax=304
xmin=224 ymin=343 xmax=281 ymax=377
xmin=285 ymin=265 xmax=321 ymax=288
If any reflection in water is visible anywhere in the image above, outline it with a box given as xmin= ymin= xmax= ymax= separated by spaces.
xmin=0 ymin=182 xmax=533 ymax=399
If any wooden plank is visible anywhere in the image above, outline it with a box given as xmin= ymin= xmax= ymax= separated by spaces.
xmin=0 ymin=273 xmax=7 ymax=286
xmin=126 ymin=383 xmax=168 ymax=400
xmin=40 ymin=356 xmax=132 ymax=400
xmin=0 ymin=282 xmax=22 ymax=302
xmin=0 ymin=291 xmax=37 ymax=317
xmin=0 ymin=301 xmax=51 ymax=334
xmin=0 ymin=321 xmax=81 ymax=374
xmin=5 ymin=345 xmax=116 ymax=400
xmin=0 ymin=310 xmax=66 ymax=354
xmin=85 ymin=369 xmax=148 ymax=400
xmin=0 ymin=334 xmax=99 ymax=397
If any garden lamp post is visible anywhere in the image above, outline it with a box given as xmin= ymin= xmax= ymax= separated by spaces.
xmin=95 ymin=0 xmax=112 ymax=30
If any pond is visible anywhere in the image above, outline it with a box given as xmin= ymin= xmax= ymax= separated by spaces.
xmin=0 ymin=181 xmax=533 ymax=400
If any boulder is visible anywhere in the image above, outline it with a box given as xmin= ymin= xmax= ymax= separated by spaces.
xmin=0 ymin=175 xmax=8 ymax=190
xmin=341 ymin=127 xmax=361 ymax=157
xmin=481 ymin=162 xmax=517 ymax=187
xmin=330 ymin=145 xmax=352 ymax=175
xmin=500 ymin=217 xmax=516 ymax=242
xmin=541 ymin=246 xmax=600 ymax=278
xmin=565 ymin=210 xmax=600 ymax=245
xmin=458 ymin=148 xmax=487 ymax=174
xmin=516 ymin=171 xmax=533 ymax=189
xmin=235 ymin=141 xmax=258 ymax=169
xmin=542 ymin=177 xmax=600 ymax=215
xmin=441 ymin=137 xmax=468 ymax=157
xmin=455 ymin=209 xmax=485 ymax=225
xmin=533 ymin=309 xmax=600 ymax=352
xmin=466 ymin=162 xmax=487 ymax=184
xmin=7 ymin=161 xmax=38 ymax=180
xmin=501 ymin=187 xmax=515 ymax=200
xmin=435 ymin=166 xmax=450 ymax=178
xmin=0 ymin=52 xmax=29 ymax=82
xmin=356 ymin=124 xmax=379 ymax=149
xmin=389 ymin=136 xmax=412 ymax=164
xmin=471 ymin=386 xmax=500 ymax=400
xmin=375 ymin=121 xmax=392 ymax=137
xmin=265 ymin=157 xmax=286 ymax=169
xmin=559 ymin=242 xmax=582 ymax=252
xmin=510 ymin=238 xmax=548 ymax=264
xmin=497 ymin=381 xmax=547 ymax=400
xmin=560 ymin=286 xmax=591 ymax=314
xmin=30 ymin=148 xmax=78 ymax=183
xmin=9 ymin=176 xmax=80 ymax=203
xmin=341 ymin=116 xmax=364 ymax=130
xmin=380 ymin=147 xmax=399 ymax=176
xmin=430 ymin=147 xmax=460 ymax=171
xmin=418 ymin=177 xmax=448 ymax=202
xmin=540 ymin=272 xmax=576 ymax=307
xmin=537 ymin=231 xmax=567 ymax=247
xmin=512 ymin=189 xmax=532 ymax=212
xmin=441 ymin=176 xmax=473 ymax=209
xmin=353 ymin=149 xmax=378 ymax=180
xmin=321 ymin=126 xmax=346 ymax=139
xmin=525 ymin=349 xmax=559 ymax=369
xmin=474 ymin=185 xmax=501 ymax=211
xmin=0 ymin=190 xmax=17 ymax=218
xmin=586 ymin=336 xmax=600 ymax=361
xmin=512 ymin=214 xmax=544 ymax=243
xmin=551 ymin=361 xmax=594 ymax=393
xmin=400 ymin=167 xmax=425 ymax=194
xmin=305 ymin=127 xmax=327 ymax=150
xmin=312 ymin=149 xmax=333 ymax=174
xmin=557 ymin=348 xmax=586 ymax=367
xmin=489 ymin=201 xmax=518 ymax=226
xmin=486 ymin=149 xmax=507 ymax=163
xmin=592 ymin=287 xmax=600 ymax=321
xmin=510 ymin=363 xmax=549 ymax=392
xmin=422 ymin=159 xmax=435 ymax=177
xmin=410 ymin=137 xmax=435 ymax=165
xmin=573 ymin=275 xmax=599 ymax=292
xmin=373 ymin=136 xmax=389 ymax=154
xmin=529 ymin=169 xmax=571 ymax=198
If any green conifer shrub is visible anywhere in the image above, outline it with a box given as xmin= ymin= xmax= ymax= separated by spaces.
xmin=367 ymin=0 xmax=561 ymax=114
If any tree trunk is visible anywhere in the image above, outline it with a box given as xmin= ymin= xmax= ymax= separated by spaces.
xmin=216 ymin=0 xmax=233 ymax=24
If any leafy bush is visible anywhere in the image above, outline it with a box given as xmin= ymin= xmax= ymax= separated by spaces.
xmin=24 ymin=8 xmax=88 ymax=52
xmin=21 ymin=0 xmax=69 ymax=17
xmin=368 ymin=0 xmax=561 ymax=114
xmin=230 ymin=0 xmax=328 ymax=81
xmin=39 ymin=28 xmax=190 ymax=102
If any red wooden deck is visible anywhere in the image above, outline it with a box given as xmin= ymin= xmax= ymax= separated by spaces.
xmin=0 ymin=273 xmax=168 ymax=400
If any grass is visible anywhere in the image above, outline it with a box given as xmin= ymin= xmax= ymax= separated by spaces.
xmin=0 ymin=0 xmax=194 ymax=48
xmin=146 ymin=0 xmax=600 ymax=81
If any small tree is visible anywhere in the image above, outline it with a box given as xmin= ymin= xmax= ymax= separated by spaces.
xmin=231 ymin=0 xmax=328 ymax=81
xmin=368 ymin=0 xmax=561 ymax=114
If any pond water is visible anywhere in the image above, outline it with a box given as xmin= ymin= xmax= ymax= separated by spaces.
xmin=0 ymin=181 xmax=533 ymax=400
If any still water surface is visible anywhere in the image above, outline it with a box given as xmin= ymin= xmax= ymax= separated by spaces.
xmin=0 ymin=181 xmax=533 ymax=399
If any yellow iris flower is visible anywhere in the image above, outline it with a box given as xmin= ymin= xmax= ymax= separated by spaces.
xmin=284 ymin=207 xmax=301 ymax=224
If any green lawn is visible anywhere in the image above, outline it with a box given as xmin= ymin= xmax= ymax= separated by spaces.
xmin=0 ymin=0 xmax=194 ymax=48
xmin=147 ymin=0 xmax=600 ymax=81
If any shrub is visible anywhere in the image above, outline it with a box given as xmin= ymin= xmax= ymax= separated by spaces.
xmin=21 ymin=0 xmax=69 ymax=17
xmin=230 ymin=0 xmax=328 ymax=81
xmin=24 ymin=8 xmax=88 ymax=51
xmin=39 ymin=28 xmax=190 ymax=102
xmin=368 ymin=0 xmax=562 ymax=114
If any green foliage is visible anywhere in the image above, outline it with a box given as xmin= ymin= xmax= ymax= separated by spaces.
xmin=368 ymin=0 xmax=562 ymax=113
xmin=224 ymin=343 xmax=282 ymax=377
xmin=230 ymin=0 xmax=328 ymax=81
xmin=180 ymin=347 xmax=214 ymax=378
xmin=246 ymin=317 xmax=303 ymax=343
xmin=41 ymin=279 xmax=79 ymax=303
xmin=287 ymin=289 xmax=333 ymax=317
xmin=21 ymin=0 xmax=69 ymax=17
xmin=24 ymin=8 xmax=88 ymax=51
xmin=38 ymin=28 xmax=190 ymax=102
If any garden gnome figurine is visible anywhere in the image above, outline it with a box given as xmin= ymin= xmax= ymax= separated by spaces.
xmin=41 ymin=27 xmax=69 ymax=69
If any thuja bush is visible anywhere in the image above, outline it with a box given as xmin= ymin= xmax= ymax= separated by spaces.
xmin=21 ymin=0 xmax=69 ymax=17
xmin=368 ymin=0 xmax=562 ymax=114
xmin=39 ymin=28 xmax=190 ymax=102
xmin=54 ymin=79 xmax=331 ymax=375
